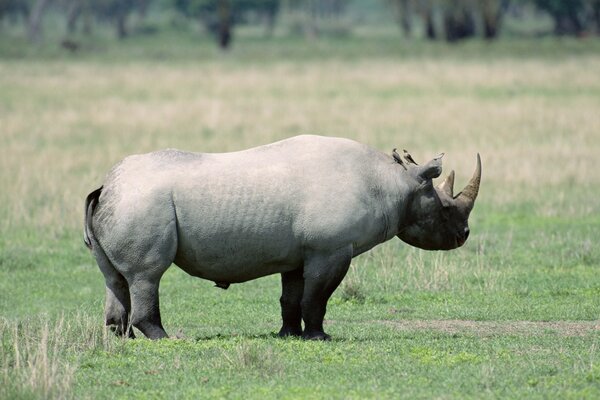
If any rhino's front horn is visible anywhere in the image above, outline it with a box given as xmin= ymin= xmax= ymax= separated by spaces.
xmin=455 ymin=154 xmax=481 ymax=212
xmin=437 ymin=170 xmax=455 ymax=197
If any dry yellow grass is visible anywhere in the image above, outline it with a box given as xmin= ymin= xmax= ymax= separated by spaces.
xmin=1 ymin=57 xmax=599 ymax=238
xmin=0 ymin=314 xmax=114 ymax=399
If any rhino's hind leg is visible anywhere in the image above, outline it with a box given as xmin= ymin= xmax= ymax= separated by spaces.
xmin=93 ymin=243 xmax=134 ymax=338
xmin=301 ymin=247 xmax=352 ymax=341
xmin=278 ymin=268 xmax=304 ymax=337
xmin=105 ymin=275 xmax=134 ymax=338
xmin=128 ymin=276 xmax=168 ymax=340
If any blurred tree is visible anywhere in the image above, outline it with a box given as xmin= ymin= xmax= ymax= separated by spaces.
xmin=28 ymin=0 xmax=52 ymax=43
xmin=481 ymin=0 xmax=510 ymax=39
xmin=421 ymin=1 xmax=437 ymax=39
xmin=64 ymin=0 xmax=81 ymax=33
xmin=216 ymin=0 xmax=231 ymax=48
xmin=387 ymin=0 xmax=510 ymax=41
xmin=0 ymin=0 xmax=29 ymax=25
xmin=94 ymin=0 xmax=136 ymax=39
xmin=387 ymin=0 xmax=413 ymax=37
xmin=174 ymin=0 xmax=230 ymax=47
xmin=61 ymin=0 xmax=152 ymax=37
xmin=262 ymin=0 xmax=279 ymax=35
xmin=534 ymin=0 xmax=585 ymax=35
xmin=283 ymin=0 xmax=349 ymax=38
xmin=442 ymin=0 xmax=476 ymax=41
xmin=591 ymin=0 xmax=600 ymax=32
xmin=174 ymin=0 xmax=280 ymax=48
xmin=388 ymin=0 xmax=436 ymax=39
xmin=60 ymin=0 xmax=94 ymax=35
xmin=137 ymin=0 xmax=150 ymax=19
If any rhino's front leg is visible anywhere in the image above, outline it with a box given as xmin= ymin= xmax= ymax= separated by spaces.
xmin=278 ymin=268 xmax=304 ymax=337
xmin=301 ymin=246 xmax=352 ymax=340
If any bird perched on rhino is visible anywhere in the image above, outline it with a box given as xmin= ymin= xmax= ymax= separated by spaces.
xmin=403 ymin=149 xmax=418 ymax=165
xmin=392 ymin=148 xmax=406 ymax=169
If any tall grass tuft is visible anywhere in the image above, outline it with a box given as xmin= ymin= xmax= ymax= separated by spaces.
xmin=220 ymin=341 xmax=285 ymax=378
xmin=0 ymin=313 xmax=117 ymax=399
xmin=340 ymin=276 xmax=366 ymax=303
xmin=346 ymin=235 xmax=505 ymax=297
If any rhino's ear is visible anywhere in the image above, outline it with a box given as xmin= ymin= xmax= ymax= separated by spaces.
xmin=416 ymin=154 xmax=443 ymax=181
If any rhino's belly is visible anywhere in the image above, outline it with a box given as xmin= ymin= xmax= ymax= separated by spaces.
xmin=172 ymin=230 xmax=303 ymax=283
xmin=174 ymin=257 xmax=300 ymax=283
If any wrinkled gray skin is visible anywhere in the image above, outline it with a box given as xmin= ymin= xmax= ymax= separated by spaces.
xmin=84 ymin=135 xmax=481 ymax=340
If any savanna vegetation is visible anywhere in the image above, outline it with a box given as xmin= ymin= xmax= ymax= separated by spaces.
xmin=1 ymin=1 xmax=600 ymax=399
xmin=2 ymin=0 xmax=600 ymax=49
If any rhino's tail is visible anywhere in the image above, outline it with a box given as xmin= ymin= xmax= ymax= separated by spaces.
xmin=84 ymin=187 xmax=103 ymax=249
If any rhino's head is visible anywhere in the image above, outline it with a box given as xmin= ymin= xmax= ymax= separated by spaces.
xmin=397 ymin=154 xmax=481 ymax=251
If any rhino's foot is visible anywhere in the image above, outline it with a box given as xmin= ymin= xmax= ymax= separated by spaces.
xmin=302 ymin=331 xmax=331 ymax=341
xmin=134 ymin=322 xmax=168 ymax=340
xmin=278 ymin=326 xmax=303 ymax=338
xmin=109 ymin=324 xmax=136 ymax=339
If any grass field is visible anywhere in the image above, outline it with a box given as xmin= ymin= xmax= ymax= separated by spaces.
xmin=1 ymin=32 xmax=600 ymax=398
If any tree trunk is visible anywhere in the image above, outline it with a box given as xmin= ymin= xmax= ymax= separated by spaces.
xmin=82 ymin=9 xmax=93 ymax=35
xmin=116 ymin=12 xmax=128 ymax=39
xmin=415 ymin=0 xmax=437 ymax=40
xmin=444 ymin=3 xmax=476 ymax=42
xmin=304 ymin=0 xmax=318 ymax=39
xmin=482 ymin=0 xmax=510 ymax=39
xmin=137 ymin=0 xmax=149 ymax=20
xmin=265 ymin=10 xmax=276 ymax=37
xmin=217 ymin=0 xmax=232 ymax=49
xmin=594 ymin=1 xmax=600 ymax=34
xmin=424 ymin=6 xmax=436 ymax=39
xmin=66 ymin=1 xmax=81 ymax=34
xmin=552 ymin=12 xmax=583 ymax=36
xmin=27 ymin=0 xmax=52 ymax=43
xmin=398 ymin=0 xmax=412 ymax=37
xmin=566 ymin=4 xmax=584 ymax=35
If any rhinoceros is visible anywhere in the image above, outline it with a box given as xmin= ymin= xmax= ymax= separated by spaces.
xmin=84 ymin=135 xmax=481 ymax=340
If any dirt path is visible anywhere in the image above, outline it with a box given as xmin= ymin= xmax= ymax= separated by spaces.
xmin=371 ymin=320 xmax=600 ymax=337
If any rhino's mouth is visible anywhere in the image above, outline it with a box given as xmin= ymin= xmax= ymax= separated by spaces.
xmin=456 ymin=227 xmax=470 ymax=247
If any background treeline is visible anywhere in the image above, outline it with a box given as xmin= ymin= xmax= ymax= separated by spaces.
xmin=1 ymin=0 xmax=599 ymax=48
xmin=388 ymin=0 xmax=600 ymax=41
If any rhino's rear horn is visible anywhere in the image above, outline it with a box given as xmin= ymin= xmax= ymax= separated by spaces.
xmin=437 ymin=170 xmax=455 ymax=197
xmin=455 ymin=153 xmax=482 ymax=212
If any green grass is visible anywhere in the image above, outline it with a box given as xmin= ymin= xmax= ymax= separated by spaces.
xmin=2 ymin=24 xmax=600 ymax=63
xmin=1 ymin=31 xmax=600 ymax=398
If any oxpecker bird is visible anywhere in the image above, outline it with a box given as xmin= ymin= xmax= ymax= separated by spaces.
xmin=392 ymin=148 xmax=406 ymax=170
xmin=403 ymin=149 xmax=418 ymax=165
